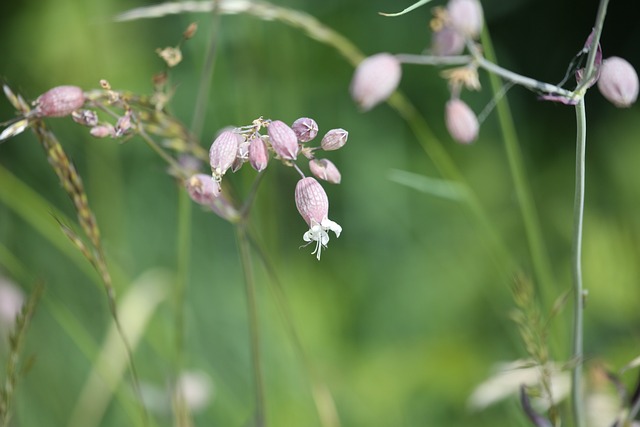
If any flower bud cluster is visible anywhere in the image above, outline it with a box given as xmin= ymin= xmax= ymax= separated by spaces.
xmin=186 ymin=116 xmax=348 ymax=260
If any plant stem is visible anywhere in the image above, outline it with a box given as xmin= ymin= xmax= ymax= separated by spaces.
xmin=236 ymin=225 xmax=265 ymax=427
xmin=571 ymin=98 xmax=586 ymax=427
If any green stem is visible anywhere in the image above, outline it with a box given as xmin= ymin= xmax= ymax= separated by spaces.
xmin=571 ymin=98 xmax=586 ymax=427
xmin=174 ymin=189 xmax=192 ymax=373
xmin=236 ymin=225 xmax=265 ymax=427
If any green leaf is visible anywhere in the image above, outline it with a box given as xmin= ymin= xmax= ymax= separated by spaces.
xmin=379 ymin=0 xmax=433 ymax=17
xmin=388 ymin=169 xmax=467 ymax=201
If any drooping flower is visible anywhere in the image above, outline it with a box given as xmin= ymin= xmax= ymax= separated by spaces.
xmin=248 ymin=135 xmax=269 ymax=172
xmin=445 ymin=98 xmax=479 ymax=144
xmin=186 ymin=174 xmax=221 ymax=204
xmin=295 ymin=177 xmax=341 ymax=260
xmin=267 ymin=120 xmax=299 ymax=160
xmin=597 ymin=56 xmax=639 ymax=108
xmin=209 ymin=130 xmax=242 ymax=179
xmin=350 ymin=53 xmax=402 ymax=111
xmin=33 ymin=85 xmax=85 ymax=118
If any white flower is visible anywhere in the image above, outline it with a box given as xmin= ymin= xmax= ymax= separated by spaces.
xmin=303 ymin=218 xmax=342 ymax=261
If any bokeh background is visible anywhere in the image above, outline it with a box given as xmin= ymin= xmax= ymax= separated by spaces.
xmin=1 ymin=0 xmax=640 ymax=426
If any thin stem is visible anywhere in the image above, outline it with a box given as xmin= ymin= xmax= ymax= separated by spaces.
xmin=236 ymin=225 xmax=265 ymax=427
xmin=575 ymin=0 xmax=610 ymax=94
xmin=395 ymin=53 xmax=471 ymax=66
xmin=571 ymin=98 xmax=586 ymax=427
xmin=174 ymin=189 xmax=192 ymax=372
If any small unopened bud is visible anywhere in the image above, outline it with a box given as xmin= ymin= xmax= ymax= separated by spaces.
xmin=350 ymin=53 xmax=401 ymax=111
xmin=432 ymin=26 xmax=466 ymax=56
xmin=183 ymin=22 xmax=198 ymax=40
xmin=267 ymin=120 xmax=299 ymax=160
xmin=115 ymin=110 xmax=133 ymax=136
xmin=309 ymin=159 xmax=341 ymax=184
xmin=248 ymin=135 xmax=269 ymax=172
xmin=295 ymin=177 xmax=329 ymax=227
xmin=209 ymin=130 xmax=241 ymax=178
xmin=72 ymin=109 xmax=99 ymax=127
xmin=34 ymin=85 xmax=85 ymax=117
xmin=320 ymin=128 xmax=348 ymax=151
xmin=445 ymin=99 xmax=479 ymax=144
xmin=186 ymin=174 xmax=220 ymax=205
xmin=0 ymin=276 xmax=24 ymax=329
xmin=597 ymin=56 xmax=639 ymax=108
xmin=292 ymin=117 xmax=319 ymax=142
xmin=90 ymin=124 xmax=116 ymax=138
xmin=447 ymin=0 xmax=483 ymax=39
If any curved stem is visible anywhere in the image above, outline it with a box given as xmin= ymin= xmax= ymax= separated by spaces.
xmin=571 ymin=98 xmax=586 ymax=427
xmin=236 ymin=225 xmax=265 ymax=427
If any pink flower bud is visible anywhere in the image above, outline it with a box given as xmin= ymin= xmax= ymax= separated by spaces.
xmin=597 ymin=56 xmax=639 ymax=108
xmin=267 ymin=120 xmax=299 ymax=160
xmin=309 ymin=159 xmax=341 ymax=184
xmin=34 ymin=85 xmax=85 ymax=117
xmin=0 ymin=276 xmax=24 ymax=329
xmin=186 ymin=174 xmax=220 ymax=204
xmin=350 ymin=53 xmax=401 ymax=111
xmin=115 ymin=110 xmax=133 ymax=136
xmin=209 ymin=130 xmax=242 ymax=178
xmin=320 ymin=128 xmax=348 ymax=151
xmin=432 ymin=26 xmax=466 ymax=56
xmin=248 ymin=135 xmax=269 ymax=172
xmin=72 ymin=109 xmax=99 ymax=127
xmin=292 ymin=117 xmax=319 ymax=142
xmin=90 ymin=124 xmax=115 ymax=138
xmin=447 ymin=0 xmax=483 ymax=39
xmin=445 ymin=99 xmax=479 ymax=144
xmin=295 ymin=177 xmax=329 ymax=227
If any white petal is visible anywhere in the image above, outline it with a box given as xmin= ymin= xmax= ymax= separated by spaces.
xmin=322 ymin=218 xmax=342 ymax=237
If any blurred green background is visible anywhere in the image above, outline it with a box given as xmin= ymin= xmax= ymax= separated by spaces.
xmin=1 ymin=0 xmax=640 ymax=426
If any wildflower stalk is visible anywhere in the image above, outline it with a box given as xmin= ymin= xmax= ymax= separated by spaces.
xmin=236 ymin=224 xmax=266 ymax=427
xmin=571 ymin=98 xmax=587 ymax=427
xmin=174 ymin=190 xmax=192 ymax=372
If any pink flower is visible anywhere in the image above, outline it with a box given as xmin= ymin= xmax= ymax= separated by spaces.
xmin=445 ymin=99 xmax=479 ymax=144
xmin=447 ymin=0 xmax=483 ymax=39
xmin=597 ymin=56 xmax=639 ymax=108
xmin=350 ymin=53 xmax=402 ymax=111
xmin=209 ymin=130 xmax=242 ymax=179
xmin=267 ymin=120 xmax=299 ymax=160
xmin=295 ymin=177 xmax=342 ymax=260
xmin=186 ymin=174 xmax=221 ymax=204
xmin=33 ymin=85 xmax=85 ymax=118
xmin=320 ymin=128 xmax=348 ymax=151
xmin=248 ymin=135 xmax=269 ymax=172
xmin=291 ymin=117 xmax=319 ymax=142
xmin=309 ymin=159 xmax=341 ymax=184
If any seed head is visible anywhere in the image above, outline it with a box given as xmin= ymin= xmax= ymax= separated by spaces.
xmin=291 ymin=117 xmax=319 ymax=142
xmin=186 ymin=174 xmax=221 ymax=205
xmin=210 ymin=130 xmax=242 ymax=179
xmin=248 ymin=135 xmax=269 ymax=172
xmin=34 ymin=85 xmax=85 ymax=117
xmin=320 ymin=128 xmax=348 ymax=151
xmin=447 ymin=0 xmax=483 ymax=39
xmin=597 ymin=56 xmax=639 ymax=108
xmin=267 ymin=120 xmax=299 ymax=160
xmin=309 ymin=159 xmax=341 ymax=184
xmin=445 ymin=99 xmax=479 ymax=144
xmin=350 ymin=53 xmax=402 ymax=111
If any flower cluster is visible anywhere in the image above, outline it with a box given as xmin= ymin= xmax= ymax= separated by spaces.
xmin=187 ymin=117 xmax=347 ymax=260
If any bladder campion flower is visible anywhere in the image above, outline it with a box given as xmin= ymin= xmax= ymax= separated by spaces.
xmin=248 ymin=135 xmax=269 ymax=172
xmin=33 ymin=85 xmax=85 ymax=118
xmin=320 ymin=128 xmax=348 ymax=151
xmin=597 ymin=56 xmax=639 ymax=108
xmin=295 ymin=177 xmax=342 ymax=260
xmin=350 ymin=53 xmax=401 ymax=111
xmin=447 ymin=0 xmax=483 ymax=39
xmin=267 ymin=120 xmax=299 ymax=160
xmin=186 ymin=174 xmax=221 ymax=204
xmin=309 ymin=159 xmax=341 ymax=184
xmin=292 ymin=117 xmax=319 ymax=142
xmin=209 ymin=130 xmax=242 ymax=179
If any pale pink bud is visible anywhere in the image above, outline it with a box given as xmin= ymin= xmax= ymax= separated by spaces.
xmin=350 ymin=53 xmax=401 ymax=111
xmin=90 ymin=124 xmax=115 ymax=138
xmin=309 ymin=159 xmax=341 ymax=184
xmin=292 ymin=117 xmax=319 ymax=142
xmin=447 ymin=0 xmax=483 ymax=39
xmin=34 ymin=85 xmax=85 ymax=117
xmin=445 ymin=99 xmax=479 ymax=144
xmin=115 ymin=110 xmax=133 ymax=136
xmin=248 ymin=135 xmax=269 ymax=172
xmin=597 ymin=56 xmax=639 ymax=108
xmin=209 ymin=130 xmax=242 ymax=178
xmin=432 ymin=26 xmax=466 ymax=56
xmin=0 ymin=276 xmax=24 ymax=328
xmin=186 ymin=174 xmax=220 ymax=204
xmin=267 ymin=120 xmax=299 ymax=160
xmin=295 ymin=177 xmax=329 ymax=227
xmin=320 ymin=128 xmax=348 ymax=151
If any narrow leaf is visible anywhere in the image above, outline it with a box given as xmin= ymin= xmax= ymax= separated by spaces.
xmin=388 ymin=169 xmax=467 ymax=201
xmin=379 ymin=0 xmax=433 ymax=17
